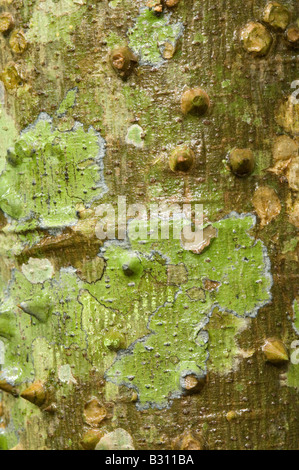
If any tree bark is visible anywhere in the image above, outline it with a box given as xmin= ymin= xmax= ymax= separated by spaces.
xmin=0 ymin=0 xmax=298 ymax=450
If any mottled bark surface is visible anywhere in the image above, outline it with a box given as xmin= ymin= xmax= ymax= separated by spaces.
xmin=0 ymin=0 xmax=298 ymax=450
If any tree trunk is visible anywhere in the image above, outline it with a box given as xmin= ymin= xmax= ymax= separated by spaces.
xmin=0 ymin=0 xmax=298 ymax=450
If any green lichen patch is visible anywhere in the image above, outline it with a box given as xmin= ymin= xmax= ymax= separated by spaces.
xmin=106 ymin=31 xmax=126 ymax=49
xmin=0 ymin=311 xmax=16 ymax=340
xmin=80 ymin=243 xmax=175 ymax=369
xmin=0 ymin=240 xmax=174 ymax=387
xmin=84 ymin=244 xmax=171 ymax=314
xmin=0 ymin=431 xmax=8 ymax=450
xmin=128 ymin=8 xmax=183 ymax=66
xmin=125 ymin=124 xmax=144 ymax=148
xmin=95 ymin=428 xmax=135 ymax=450
xmin=58 ymin=364 xmax=77 ymax=384
xmin=106 ymin=293 xmax=209 ymax=409
xmin=56 ymin=88 xmax=78 ymax=117
xmin=128 ymin=213 xmax=272 ymax=317
xmin=0 ymin=267 xmax=88 ymax=384
xmin=109 ymin=0 xmax=122 ymax=9
xmin=106 ymin=213 xmax=272 ymax=408
xmin=0 ymin=214 xmax=272 ymax=412
xmin=0 ymin=110 xmax=107 ymax=229
xmin=21 ymin=258 xmax=54 ymax=284
xmin=282 ymin=237 xmax=298 ymax=254
xmin=286 ymin=362 xmax=299 ymax=390
xmin=206 ymin=309 xmax=248 ymax=375
xmin=0 ymin=104 xmax=18 ymax=174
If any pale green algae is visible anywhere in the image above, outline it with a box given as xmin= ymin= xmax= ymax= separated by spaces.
xmin=0 ymin=106 xmax=107 ymax=229
xmin=282 ymin=238 xmax=298 ymax=254
xmin=128 ymin=8 xmax=183 ymax=66
xmin=21 ymin=258 xmax=54 ymax=284
xmin=25 ymin=0 xmax=87 ymax=46
xmin=126 ymin=124 xmax=144 ymax=148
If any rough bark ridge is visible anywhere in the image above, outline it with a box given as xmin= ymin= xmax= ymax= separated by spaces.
xmin=0 ymin=0 xmax=298 ymax=450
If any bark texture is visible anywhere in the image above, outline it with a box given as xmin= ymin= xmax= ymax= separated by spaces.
xmin=0 ymin=0 xmax=298 ymax=450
